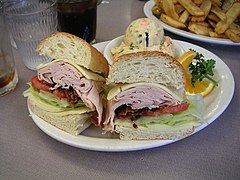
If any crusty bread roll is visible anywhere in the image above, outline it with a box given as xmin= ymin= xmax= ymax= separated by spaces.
xmin=28 ymin=99 xmax=92 ymax=135
xmin=36 ymin=32 xmax=109 ymax=78
xmin=107 ymin=51 xmax=186 ymax=90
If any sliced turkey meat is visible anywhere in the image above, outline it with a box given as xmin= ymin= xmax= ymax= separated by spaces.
xmin=104 ymin=85 xmax=183 ymax=131
xmin=38 ymin=61 xmax=103 ymax=124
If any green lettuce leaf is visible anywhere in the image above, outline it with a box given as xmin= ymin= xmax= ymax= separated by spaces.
xmin=23 ymin=83 xmax=87 ymax=112
xmin=115 ymin=94 xmax=204 ymax=128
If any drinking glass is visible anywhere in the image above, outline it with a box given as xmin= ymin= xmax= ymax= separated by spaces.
xmin=57 ymin=0 xmax=101 ymax=43
xmin=0 ymin=1 xmax=18 ymax=96
xmin=4 ymin=0 xmax=58 ymax=70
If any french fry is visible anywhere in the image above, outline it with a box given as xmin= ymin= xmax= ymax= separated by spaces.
xmin=207 ymin=12 xmax=220 ymax=22
xmin=193 ymin=0 xmax=203 ymax=6
xmin=194 ymin=21 xmax=211 ymax=27
xmin=192 ymin=0 xmax=212 ymax=22
xmin=222 ymin=0 xmax=235 ymax=12
xmin=160 ymin=13 xmax=186 ymax=29
xmin=209 ymin=31 xmax=228 ymax=38
xmin=229 ymin=28 xmax=240 ymax=36
xmin=191 ymin=16 xmax=205 ymax=22
xmin=162 ymin=0 xmax=179 ymax=20
xmin=152 ymin=5 xmax=164 ymax=18
xmin=207 ymin=19 xmax=217 ymax=28
xmin=215 ymin=2 xmax=240 ymax=34
xmin=188 ymin=23 xmax=213 ymax=35
xmin=175 ymin=4 xmax=185 ymax=14
xmin=224 ymin=29 xmax=240 ymax=42
xmin=177 ymin=0 xmax=205 ymax=16
xmin=179 ymin=10 xmax=190 ymax=23
xmin=189 ymin=21 xmax=211 ymax=29
xmin=210 ymin=0 xmax=222 ymax=7
xmin=154 ymin=0 xmax=162 ymax=7
xmin=210 ymin=4 xmax=226 ymax=21
xmin=229 ymin=23 xmax=240 ymax=35
xmin=230 ymin=23 xmax=240 ymax=32
xmin=173 ymin=0 xmax=178 ymax=4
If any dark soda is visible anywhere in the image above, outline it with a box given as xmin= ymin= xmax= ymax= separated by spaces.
xmin=57 ymin=1 xmax=97 ymax=43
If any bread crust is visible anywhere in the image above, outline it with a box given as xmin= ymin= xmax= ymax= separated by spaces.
xmin=28 ymin=99 xmax=92 ymax=135
xmin=36 ymin=32 xmax=109 ymax=78
xmin=114 ymin=51 xmax=185 ymax=76
xmin=108 ymin=51 xmax=186 ymax=89
xmin=113 ymin=51 xmax=179 ymax=64
xmin=115 ymin=124 xmax=194 ymax=140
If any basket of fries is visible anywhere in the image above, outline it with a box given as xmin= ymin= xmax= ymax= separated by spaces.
xmin=152 ymin=0 xmax=240 ymax=43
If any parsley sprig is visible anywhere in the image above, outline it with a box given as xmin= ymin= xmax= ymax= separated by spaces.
xmin=189 ymin=50 xmax=218 ymax=87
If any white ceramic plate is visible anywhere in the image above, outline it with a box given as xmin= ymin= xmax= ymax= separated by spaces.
xmin=144 ymin=0 xmax=240 ymax=45
xmin=29 ymin=40 xmax=234 ymax=152
xmin=103 ymin=35 xmax=185 ymax=65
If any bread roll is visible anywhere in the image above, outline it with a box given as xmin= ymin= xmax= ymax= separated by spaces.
xmin=36 ymin=32 xmax=109 ymax=78
xmin=107 ymin=51 xmax=186 ymax=90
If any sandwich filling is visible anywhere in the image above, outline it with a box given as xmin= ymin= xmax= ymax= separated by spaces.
xmin=34 ymin=60 xmax=104 ymax=124
xmin=104 ymin=83 xmax=202 ymax=131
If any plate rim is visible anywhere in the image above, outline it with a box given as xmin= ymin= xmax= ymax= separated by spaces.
xmin=28 ymin=40 xmax=235 ymax=152
xmin=144 ymin=0 xmax=240 ymax=45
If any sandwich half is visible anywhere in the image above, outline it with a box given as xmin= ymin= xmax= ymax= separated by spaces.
xmin=24 ymin=32 xmax=109 ymax=135
xmin=104 ymin=51 xmax=203 ymax=140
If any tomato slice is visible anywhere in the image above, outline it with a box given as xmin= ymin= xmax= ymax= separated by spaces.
xmin=31 ymin=76 xmax=66 ymax=99
xmin=144 ymin=103 xmax=189 ymax=116
xmin=161 ymin=103 xmax=189 ymax=114
xmin=31 ymin=76 xmax=51 ymax=92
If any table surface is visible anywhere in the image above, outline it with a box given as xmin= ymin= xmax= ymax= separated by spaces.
xmin=1 ymin=0 xmax=240 ymax=179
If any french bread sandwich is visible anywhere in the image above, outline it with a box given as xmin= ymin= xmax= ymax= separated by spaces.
xmin=103 ymin=51 xmax=203 ymax=140
xmin=24 ymin=32 xmax=109 ymax=135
